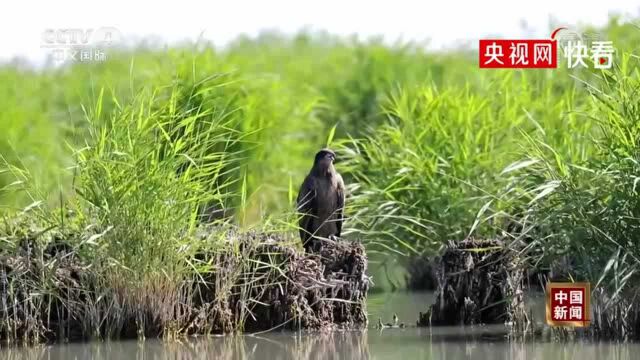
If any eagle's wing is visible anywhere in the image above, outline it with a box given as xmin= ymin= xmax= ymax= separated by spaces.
xmin=296 ymin=175 xmax=316 ymax=246
xmin=335 ymin=174 xmax=345 ymax=237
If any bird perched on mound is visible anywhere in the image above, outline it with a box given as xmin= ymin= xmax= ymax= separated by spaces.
xmin=296 ymin=148 xmax=345 ymax=253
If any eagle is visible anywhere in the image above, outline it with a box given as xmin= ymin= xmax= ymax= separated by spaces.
xmin=296 ymin=148 xmax=345 ymax=253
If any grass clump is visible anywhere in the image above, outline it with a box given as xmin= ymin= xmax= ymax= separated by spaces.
xmin=0 ymin=76 xmax=239 ymax=342
xmin=0 ymin=76 xmax=369 ymax=344
xmin=494 ymin=52 xmax=640 ymax=338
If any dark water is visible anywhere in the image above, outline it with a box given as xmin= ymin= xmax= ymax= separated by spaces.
xmin=2 ymin=291 xmax=639 ymax=360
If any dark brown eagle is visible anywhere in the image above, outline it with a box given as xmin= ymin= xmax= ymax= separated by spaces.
xmin=296 ymin=148 xmax=345 ymax=252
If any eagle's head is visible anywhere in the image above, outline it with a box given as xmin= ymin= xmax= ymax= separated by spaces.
xmin=313 ymin=148 xmax=336 ymax=173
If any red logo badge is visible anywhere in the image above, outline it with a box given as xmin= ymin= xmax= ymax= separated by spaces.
xmin=479 ymin=40 xmax=557 ymax=68
xmin=546 ymin=282 xmax=591 ymax=327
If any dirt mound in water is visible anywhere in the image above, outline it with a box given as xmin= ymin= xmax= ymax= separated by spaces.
xmin=197 ymin=231 xmax=370 ymax=332
xmin=0 ymin=231 xmax=369 ymax=344
xmin=417 ymin=238 xmax=527 ymax=328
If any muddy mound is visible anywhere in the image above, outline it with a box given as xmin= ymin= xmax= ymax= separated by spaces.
xmin=0 ymin=229 xmax=369 ymax=344
xmin=417 ymin=238 xmax=527 ymax=327
xmin=196 ymin=231 xmax=370 ymax=332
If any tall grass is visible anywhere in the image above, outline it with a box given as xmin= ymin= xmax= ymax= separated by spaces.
xmin=340 ymin=70 xmax=594 ymax=264
xmin=71 ymin=76 xmax=244 ymax=271
xmin=495 ymin=52 xmax=640 ymax=326
xmin=2 ymin=18 xmax=640 ymax=295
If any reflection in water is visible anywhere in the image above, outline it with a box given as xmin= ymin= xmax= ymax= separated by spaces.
xmin=0 ymin=332 xmax=369 ymax=360
xmin=1 ymin=292 xmax=639 ymax=360
xmin=2 ymin=330 xmax=639 ymax=360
